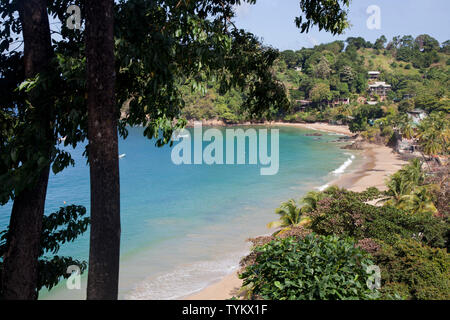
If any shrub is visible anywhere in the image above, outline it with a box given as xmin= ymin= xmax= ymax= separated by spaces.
xmin=307 ymin=191 xmax=448 ymax=248
xmin=357 ymin=187 xmax=383 ymax=202
xmin=365 ymin=209 xmax=448 ymax=249
xmin=240 ymin=234 xmax=378 ymax=300
xmin=374 ymin=238 xmax=450 ymax=300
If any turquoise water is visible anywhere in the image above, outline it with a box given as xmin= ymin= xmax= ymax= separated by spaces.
xmin=0 ymin=125 xmax=359 ymax=299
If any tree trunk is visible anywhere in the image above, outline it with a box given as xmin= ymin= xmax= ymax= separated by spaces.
xmin=85 ymin=0 xmax=121 ymax=300
xmin=1 ymin=0 xmax=53 ymax=300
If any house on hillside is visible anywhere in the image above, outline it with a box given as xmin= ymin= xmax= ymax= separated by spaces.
xmin=407 ymin=109 xmax=427 ymax=124
xmin=368 ymin=71 xmax=381 ymax=81
xmin=368 ymin=81 xmax=391 ymax=100
xmin=331 ymin=98 xmax=350 ymax=106
xmin=294 ymin=99 xmax=312 ymax=106
xmin=293 ymin=100 xmax=311 ymax=112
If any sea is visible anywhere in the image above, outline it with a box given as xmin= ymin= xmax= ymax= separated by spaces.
xmin=0 ymin=125 xmax=362 ymax=299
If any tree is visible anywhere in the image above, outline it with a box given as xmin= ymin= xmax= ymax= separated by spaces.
xmin=0 ymin=205 xmax=90 ymax=297
xmin=340 ymin=65 xmax=354 ymax=83
xmin=374 ymin=35 xmax=387 ymax=50
xmin=441 ymin=40 xmax=450 ymax=54
xmin=415 ymin=34 xmax=440 ymax=52
xmin=300 ymin=190 xmax=326 ymax=213
xmin=1 ymin=0 xmax=54 ymax=300
xmin=416 ymin=112 xmax=449 ymax=157
xmin=0 ymin=0 xmax=353 ymax=298
xmin=267 ymin=199 xmax=303 ymax=234
xmin=84 ymin=0 xmax=120 ymax=300
xmin=280 ymin=50 xmax=301 ymax=69
xmin=296 ymin=0 xmax=350 ymax=35
xmin=309 ymin=83 xmax=331 ymax=104
xmin=346 ymin=37 xmax=367 ymax=50
xmin=313 ymin=56 xmax=331 ymax=79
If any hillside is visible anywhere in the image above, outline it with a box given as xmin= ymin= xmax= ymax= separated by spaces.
xmin=180 ymin=35 xmax=450 ymax=124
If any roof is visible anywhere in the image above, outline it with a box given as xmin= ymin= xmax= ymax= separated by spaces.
xmin=407 ymin=109 xmax=427 ymax=114
xmin=369 ymin=81 xmax=391 ymax=88
xmin=368 ymin=71 xmax=381 ymax=75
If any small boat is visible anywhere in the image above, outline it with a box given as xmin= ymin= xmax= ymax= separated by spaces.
xmin=119 ymin=154 xmax=126 ymax=159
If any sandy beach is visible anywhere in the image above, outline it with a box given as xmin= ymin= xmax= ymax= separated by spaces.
xmin=185 ymin=122 xmax=407 ymax=300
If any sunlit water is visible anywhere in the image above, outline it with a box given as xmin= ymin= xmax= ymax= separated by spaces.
xmin=0 ymin=125 xmax=361 ymax=299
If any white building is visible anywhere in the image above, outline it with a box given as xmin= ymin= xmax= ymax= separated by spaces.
xmin=407 ymin=109 xmax=427 ymax=124
xmin=368 ymin=81 xmax=392 ymax=98
xmin=368 ymin=71 xmax=381 ymax=81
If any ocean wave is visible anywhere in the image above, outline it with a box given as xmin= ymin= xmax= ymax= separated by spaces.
xmin=332 ymin=154 xmax=355 ymax=175
xmin=124 ymin=251 xmax=247 ymax=300
xmin=316 ymin=184 xmax=330 ymax=192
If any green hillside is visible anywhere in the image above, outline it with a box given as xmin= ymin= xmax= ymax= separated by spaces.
xmin=180 ymin=35 xmax=450 ymax=124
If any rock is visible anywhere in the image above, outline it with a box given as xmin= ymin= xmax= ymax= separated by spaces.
xmin=341 ymin=141 xmax=364 ymax=150
xmin=305 ymin=133 xmax=322 ymax=136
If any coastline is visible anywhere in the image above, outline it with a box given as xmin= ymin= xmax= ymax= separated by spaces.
xmin=184 ymin=122 xmax=407 ymax=300
xmin=186 ymin=119 xmax=354 ymax=136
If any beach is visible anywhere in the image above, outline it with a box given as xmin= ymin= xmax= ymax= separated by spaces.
xmin=185 ymin=123 xmax=407 ymax=300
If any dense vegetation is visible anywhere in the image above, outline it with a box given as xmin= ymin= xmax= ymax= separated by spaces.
xmin=241 ymin=234 xmax=377 ymax=300
xmin=181 ymin=34 xmax=449 ymax=132
xmin=0 ymin=0 xmax=355 ymax=300
xmin=239 ymin=160 xmax=450 ymax=300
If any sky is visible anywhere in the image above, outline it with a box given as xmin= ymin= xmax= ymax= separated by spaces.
xmin=233 ymin=0 xmax=450 ymax=51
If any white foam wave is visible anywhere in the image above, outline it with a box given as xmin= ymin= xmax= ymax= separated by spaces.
xmin=332 ymin=154 xmax=355 ymax=175
xmin=316 ymin=184 xmax=329 ymax=192
xmin=124 ymin=251 xmax=246 ymax=300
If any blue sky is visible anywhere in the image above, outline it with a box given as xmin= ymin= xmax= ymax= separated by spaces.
xmin=233 ymin=0 xmax=450 ymax=50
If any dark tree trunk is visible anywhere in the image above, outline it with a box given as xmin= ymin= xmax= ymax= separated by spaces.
xmin=1 ymin=0 xmax=53 ymax=300
xmin=85 ymin=0 xmax=121 ymax=300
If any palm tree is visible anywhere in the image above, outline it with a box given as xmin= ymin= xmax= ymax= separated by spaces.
xmin=379 ymin=174 xmax=414 ymax=207
xmin=416 ymin=112 xmax=450 ymax=157
xmin=398 ymin=117 xmax=415 ymax=140
xmin=397 ymin=186 xmax=438 ymax=215
xmin=380 ymin=159 xmax=438 ymax=215
xmin=300 ymin=190 xmax=326 ymax=214
xmin=400 ymin=158 xmax=424 ymax=186
xmin=267 ymin=199 xmax=302 ymax=229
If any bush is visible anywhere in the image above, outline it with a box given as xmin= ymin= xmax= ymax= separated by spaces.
xmin=375 ymin=238 xmax=450 ymax=300
xmin=240 ymin=234 xmax=378 ymax=300
xmin=356 ymin=187 xmax=383 ymax=202
xmin=307 ymin=190 xmax=448 ymax=248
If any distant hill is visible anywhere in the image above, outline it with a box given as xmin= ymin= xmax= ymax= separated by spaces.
xmin=179 ymin=35 xmax=449 ymax=123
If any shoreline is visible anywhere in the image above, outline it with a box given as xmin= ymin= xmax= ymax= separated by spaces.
xmin=186 ymin=119 xmax=354 ymax=136
xmin=184 ymin=123 xmax=407 ymax=300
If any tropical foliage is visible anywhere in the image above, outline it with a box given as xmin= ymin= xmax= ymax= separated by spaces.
xmin=240 ymin=234 xmax=378 ymax=300
xmin=241 ymin=160 xmax=449 ymax=300
xmin=0 ymin=205 xmax=89 ymax=297
xmin=381 ymin=159 xmax=438 ymax=215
